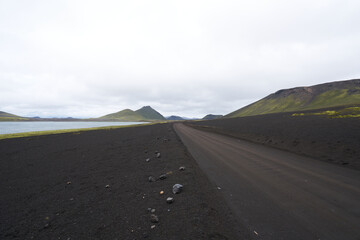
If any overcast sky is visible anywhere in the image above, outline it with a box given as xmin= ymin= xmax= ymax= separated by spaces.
xmin=1 ymin=0 xmax=360 ymax=118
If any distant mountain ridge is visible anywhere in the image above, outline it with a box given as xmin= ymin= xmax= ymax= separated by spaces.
xmin=226 ymin=79 xmax=360 ymax=118
xmin=166 ymin=115 xmax=184 ymax=120
xmin=99 ymin=106 xmax=165 ymax=121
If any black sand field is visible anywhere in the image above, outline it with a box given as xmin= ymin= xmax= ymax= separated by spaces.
xmin=0 ymin=123 xmax=241 ymax=239
xmin=188 ymin=113 xmax=360 ymax=170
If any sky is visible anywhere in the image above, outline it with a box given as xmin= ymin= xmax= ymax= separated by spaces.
xmin=1 ymin=0 xmax=360 ymax=118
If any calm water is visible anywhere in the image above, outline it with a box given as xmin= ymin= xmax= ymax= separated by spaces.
xmin=0 ymin=121 xmax=146 ymax=134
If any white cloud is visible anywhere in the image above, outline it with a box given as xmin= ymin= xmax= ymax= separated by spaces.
xmin=0 ymin=0 xmax=359 ymax=118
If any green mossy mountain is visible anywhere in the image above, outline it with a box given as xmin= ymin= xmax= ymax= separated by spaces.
xmin=226 ymin=79 xmax=360 ymax=118
xmin=0 ymin=111 xmax=29 ymax=121
xmin=99 ymin=106 xmax=165 ymax=121
xmin=135 ymin=106 xmax=166 ymax=120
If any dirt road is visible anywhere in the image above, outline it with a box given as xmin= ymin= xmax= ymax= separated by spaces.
xmin=174 ymin=123 xmax=360 ymax=240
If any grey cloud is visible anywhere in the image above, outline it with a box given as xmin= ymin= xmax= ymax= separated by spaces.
xmin=1 ymin=0 xmax=360 ymax=118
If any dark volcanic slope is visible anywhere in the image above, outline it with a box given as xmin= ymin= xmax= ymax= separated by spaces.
xmin=189 ymin=113 xmax=360 ymax=170
xmin=0 ymin=124 xmax=241 ymax=239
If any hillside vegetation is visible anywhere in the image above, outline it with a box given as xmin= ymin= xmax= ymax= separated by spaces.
xmin=226 ymin=79 xmax=360 ymax=118
xmin=0 ymin=111 xmax=28 ymax=121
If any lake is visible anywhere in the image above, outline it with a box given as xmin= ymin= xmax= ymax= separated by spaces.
xmin=0 ymin=121 xmax=146 ymax=135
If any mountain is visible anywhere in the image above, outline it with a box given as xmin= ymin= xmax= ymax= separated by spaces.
xmin=202 ymin=114 xmax=223 ymax=120
xmin=135 ymin=106 xmax=166 ymax=120
xmin=99 ymin=109 xmax=144 ymax=121
xmin=226 ymin=79 xmax=360 ymax=118
xmin=0 ymin=111 xmax=28 ymax=121
xmin=166 ymin=115 xmax=184 ymax=120
xmin=99 ymin=106 xmax=165 ymax=121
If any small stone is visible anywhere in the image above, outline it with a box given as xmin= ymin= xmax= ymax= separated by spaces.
xmin=105 ymin=184 xmax=110 ymax=188
xmin=147 ymin=208 xmax=152 ymax=212
xmin=148 ymin=176 xmax=155 ymax=182
xmin=166 ymin=197 xmax=174 ymax=204
xmin=160 ymin=191 xmax=164 ymax=195
xmin=69 ymin=198 xmax=74 ymax=201
xmin=44 ymin=223 xmax=50 ymax=229
xmin=66 ymin=181 xmax=72 ymax=185
xmin=151 ymin=225 xmax=156 ymax=229
xmin=179 ymin=166 xmax=185 ymax=171
xmin=146 ymin=158 xmax=150 ymax=162
xmin=217 ymin=186 xmax=221 ymax=190
xmin=172 ymin=184 xmax=183 ymax=194
xmin=156 ymin=152 xmax=161 ymax=158
xmin=151 ymin=209 xmax=156 ymax=213
xmin=150 ymin=214 xmax=159 ymax=223
xmin=159 ymin=174 xmax=167 ymax=180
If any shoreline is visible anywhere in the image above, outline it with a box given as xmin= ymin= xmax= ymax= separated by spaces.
xmin=0 ymin=122 xmax=154 ymax=140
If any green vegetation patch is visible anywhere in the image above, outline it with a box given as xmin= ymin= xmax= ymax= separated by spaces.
xmin=305 ymin=89 xmax=360 ymax=110
xmin=292 ymin=106 xmax=360 ymax=118
xmin=227 ymin=95 xmax=306 ymax=117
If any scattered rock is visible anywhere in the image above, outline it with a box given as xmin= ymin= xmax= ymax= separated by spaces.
xmin=156 ymin=152 xmax=161 ymax=158
xmin=159 ymin=174 xmax=167 ymax=180
xmin=151 ymin=225 xmax=156 ymax=229
xmin=148 ymin=176 xmax=155 ymax=182
xmin=44 ymin=223 xmax=50 ymax=229
xmin=105 ymin=184 xmax=110 ymax=188
xmin=166 ymin=197 xmax=174 ymax=204
xmin=160 ymin=191 xmax=164 ymax=195
xmin=172 ymin=184 xmax=183 ymax=194
xmin=66 ymin=181 xmax=72 ymax=185
xmin=150 ymin=214 xmax=159 ymax=223
xmin=151 ymin=209 xmax=156 ymax=213
xmin=217 ymin=186 xmax=221 ymax=190
xmin=69 ymin=198 xmax=74 ymax=201
xmin=146 ymin=158 xmax=151 ymax=162
xmin=179 ymin=166 xmax=185 ymax=171
xmin=147 ymin=208 xmax=152 ymax=212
